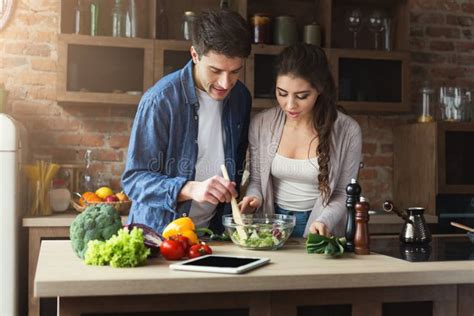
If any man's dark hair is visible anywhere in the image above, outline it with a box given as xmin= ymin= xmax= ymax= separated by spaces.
xmin=192 ymin=10 xmax=251 ymax=58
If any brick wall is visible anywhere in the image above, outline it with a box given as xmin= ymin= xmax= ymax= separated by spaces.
xmin=1 ymin=0 xmax=473 ymax=209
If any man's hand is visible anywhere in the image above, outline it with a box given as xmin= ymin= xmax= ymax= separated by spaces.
xmin=238 ymin=196 xmax=261 ymax=214
xmin=178 ymin=176 xmax=238 ymax=205
xmin=309 ymin=221 xmax=329 ymax=237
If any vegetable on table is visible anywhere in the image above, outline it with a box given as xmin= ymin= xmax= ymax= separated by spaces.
xmin=199 ymin=227 xmax=231 ymax=242
xmin=306 ymin=233 xmax=346 ymax=257
xmin=70 ymin=205 xmax=122 ymax=259
xmin=84 ymin=227 xmax=150 ymax=268
xmin=125 ymin=223 xmax=164 ymax=256
xmin=162 ymin=216 xmax=199 ymax=245
xmin=160 ymin=239 xmax=186 ymax=260
xmin=160 ymin=216 xmax=215 ymax=260
xmin=188 ymin=242 xmax=213 ymax=259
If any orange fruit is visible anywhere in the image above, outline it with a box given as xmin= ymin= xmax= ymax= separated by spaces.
xmin=115 ymin=191 xmax=129 ymax=202
xmin=85 ymin=193 xmax=103 ymax=203
xmin=80 ymin=192 xmax=96 ymax=206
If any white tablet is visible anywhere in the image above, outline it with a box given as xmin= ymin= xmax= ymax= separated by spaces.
xmin=169 ymin=255 xmax=270 ymax=274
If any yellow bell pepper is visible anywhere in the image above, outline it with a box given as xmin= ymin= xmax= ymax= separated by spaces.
xmin=162 ymin=216 xmax=199 ymax=245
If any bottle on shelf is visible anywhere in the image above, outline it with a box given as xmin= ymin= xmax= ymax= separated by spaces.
xmin=74 ymin=0 xmax=87 ymax=35
xmin=90 ymin=0 xmax=100 ymax=36
xmin=417 ymin=81 xmax=434 ymax=123
xmin=156 ymin=0 xmax=168 ymax=39
xmin=82 ymin=149 xmax=94 ymax=193
xmin=126 ymin=0 xmax=138 ymax=38
xmin=182 ymin=11 xmax=197 ymax=41
xmin=112 ymin=0 xmax=126 ymax=37
xmin=95 ymin=172 xmax=110 ymax=189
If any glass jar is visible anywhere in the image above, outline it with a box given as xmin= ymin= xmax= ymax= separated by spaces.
xmin=417 ymin=82 xmax=435 ymax=123
xmin=250 ymin=13 xmax=271 ymax=44
xmin=182 ymin=11 xmax=196 ymax=41
xmin=439 ymin=87 xmax=471 ymax=122
xmin=49 ymin=179 xmax=71 ymax=212
xmin=112 ymin=0 xmax=126 ymax=37
xmin=126 ymin=0 xmax=138 ymax=38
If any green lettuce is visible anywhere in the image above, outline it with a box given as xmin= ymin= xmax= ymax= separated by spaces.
xmin=84 ymin=227 xmax=150 ymax=268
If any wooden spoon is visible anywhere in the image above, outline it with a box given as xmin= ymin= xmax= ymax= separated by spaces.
xmin=220 ymin=164 xmax=247 ymax=240
xmin=450 ymin=222 xmax=474 ymax=233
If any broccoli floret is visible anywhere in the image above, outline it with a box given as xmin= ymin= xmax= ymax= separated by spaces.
xmin=70 ymin=205 xmax=122 ymax=259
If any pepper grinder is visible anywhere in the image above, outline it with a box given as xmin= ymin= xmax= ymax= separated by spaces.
xmin=354 ymin=197 xmax=370 ymax=255
xmin=345 ymin=178 xmax=361 ymax=252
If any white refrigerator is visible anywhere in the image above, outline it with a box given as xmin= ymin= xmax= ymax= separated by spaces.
xmin=0 ymin=114 xmax=28 ymax=316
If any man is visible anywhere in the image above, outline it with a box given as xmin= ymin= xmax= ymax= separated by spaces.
xmin=122 ymin=10 xmax=252 ymax=234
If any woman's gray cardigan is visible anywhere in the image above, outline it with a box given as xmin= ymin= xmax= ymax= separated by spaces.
xmin=245 ymin=107 xmax=362 ymax=237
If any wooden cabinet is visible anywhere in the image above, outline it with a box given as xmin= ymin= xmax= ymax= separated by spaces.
xmin=393 ymin=122 xmax=474 ymax=215
xmin=57 ymin=34 xmax=154 ymax=106
xmin=58 ymin=0 xmax=409 ymax=113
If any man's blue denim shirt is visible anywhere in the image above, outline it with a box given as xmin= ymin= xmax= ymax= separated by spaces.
xmin=122 ymin=60 xmax=252 ymax=234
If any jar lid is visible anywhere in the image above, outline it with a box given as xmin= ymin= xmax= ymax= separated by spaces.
xmin=184 ymin=11 xmax=196 ymax=16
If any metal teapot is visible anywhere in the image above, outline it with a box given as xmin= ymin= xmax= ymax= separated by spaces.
xmin=383 ymin=201 xmax=432 ymax=244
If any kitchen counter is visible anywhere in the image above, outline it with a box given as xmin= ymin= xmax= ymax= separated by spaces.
xmin=22 ymin=211 xmax=128 ymax=316
xmin=35 ymin=237 xmax=473 ymax=316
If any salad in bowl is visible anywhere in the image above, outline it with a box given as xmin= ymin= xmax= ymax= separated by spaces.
xmin=222 ymin=214 xmax=296 ymax=250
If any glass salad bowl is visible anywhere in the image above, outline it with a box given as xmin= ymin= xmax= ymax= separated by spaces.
xmin=222 ymin=214 xmax=296 ymax=250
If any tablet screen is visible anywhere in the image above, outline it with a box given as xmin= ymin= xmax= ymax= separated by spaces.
xmin=181 ymin=256 xmax=260 ymax=268
xmin=170 ymin=255 xmax=270 ymax=274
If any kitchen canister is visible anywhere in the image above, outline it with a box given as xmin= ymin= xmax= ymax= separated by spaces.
xmin=273 ymin=16 xmax=298 ymax=45
xmin=303 ymin=23 xmax=321 ymax=46
xmin=250 ymin=13 xmax=271 ymax=44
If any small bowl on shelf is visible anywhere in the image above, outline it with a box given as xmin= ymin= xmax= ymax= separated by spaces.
xmin=222 ymin=213 xmax=295 ymax=250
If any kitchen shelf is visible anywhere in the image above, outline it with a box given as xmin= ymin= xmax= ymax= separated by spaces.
xmin=331 ymin=0 xmax=408 ymax=51
xmin=155 ymin=0 xmax=246 ymax=40
xmin=60 ymin=0 xmax=156 ymax=39
xmin=57 ymin=34 xmax=153 ymax=106
xmin=330 ymin=48 xmax=410 ymax=113
xmin=154 ymin=39 xmax=191 ymax=80
xmin=245 ymin=44 xmax=285 ymax=109
xmin=57 ymin=0 xmax=409 ymax=113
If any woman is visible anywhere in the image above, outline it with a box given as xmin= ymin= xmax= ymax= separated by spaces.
xmin=239 ymin=43 xmax=362 ymax=237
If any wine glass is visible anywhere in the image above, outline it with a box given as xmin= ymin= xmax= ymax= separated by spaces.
xmin=368 ymin=10 xmax=385 ymax=50
xmin=346 ymin=9 xmax=363 ymax=49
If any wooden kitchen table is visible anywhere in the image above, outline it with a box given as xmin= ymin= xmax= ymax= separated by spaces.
xmin=34 ymin=238 xmax=473 ymax=316
xmin=23 ymin=211 xmax=127 ymax=316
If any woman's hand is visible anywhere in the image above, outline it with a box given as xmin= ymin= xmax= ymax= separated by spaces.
xmin=238 ymin=196 xmax=261 ymax=214
xmin=309 ymin=221 xmax=329 ymax=237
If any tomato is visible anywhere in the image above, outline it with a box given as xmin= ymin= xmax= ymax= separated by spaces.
xmin=160 ymin=239 xmax=185 ymax=260
xmin=187 ymin=243 xmax=213 ymax=259
xmin=170 ymin=235 xmax=190 ymax=252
